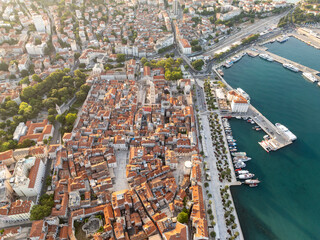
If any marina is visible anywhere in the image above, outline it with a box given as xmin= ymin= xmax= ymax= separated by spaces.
xmin=222 ymin=117 xmax=260 ymax=187
xmin=214 ymin=68 xmax=295 ymax=152
xmin=223 ymin=51 xmax=320 ymax=240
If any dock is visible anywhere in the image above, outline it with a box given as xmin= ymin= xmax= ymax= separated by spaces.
xmin=291 ymin=29 xmax=320 ymax=50
xmin=255 ymin=46 xmax=320 ymax=80
xmin=213 ymin=68 xmax=294 ymax=152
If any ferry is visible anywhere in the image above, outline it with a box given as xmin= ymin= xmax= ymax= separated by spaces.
xmin=283 ymin=63 xmax=299 ymax=72
xmin=302 ymin=72 xmax=318 ymax=83
xmin=238 ymin=173 xmax=255 ymax=179
xmin=277 ymin=35 xmax=289 ymax=43
xmin=259 ymin=53 xmax=274 ymax=62
xmin=275 ymin=123 xmax=297 ymax=141
xmin=232 ymin=152 xmax=247 ymax=157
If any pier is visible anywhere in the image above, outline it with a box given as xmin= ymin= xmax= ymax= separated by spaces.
xmin=255 ymin=46 xmax=320 ymax=80
xmin=213 ymin=68 xmax=294 ymax=151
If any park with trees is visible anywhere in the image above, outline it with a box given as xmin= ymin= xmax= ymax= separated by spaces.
xmin=0 ymin=69 xmax=89 ymax=153
xmin=141 ymin=57 xmax=184 ymax=81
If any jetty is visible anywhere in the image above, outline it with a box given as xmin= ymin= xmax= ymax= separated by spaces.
xmin=213 ymin=68 xmax=294 ymax=152
xmin=255 ymin=46 xmax=320 ymax=81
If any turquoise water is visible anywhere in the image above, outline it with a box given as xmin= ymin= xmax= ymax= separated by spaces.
xmin=265 ymin=37 xmax=320 ymax=72
xmin=224 ymin=50 xmax=320 ymax=239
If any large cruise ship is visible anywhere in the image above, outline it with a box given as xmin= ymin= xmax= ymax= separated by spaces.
xmin=283 ymin=63 xmax=299 ymax=72
xmin=275 ymin=123 xmax=297 ymax=141
xmin=302 ymin=72 xmax=318 ymax=83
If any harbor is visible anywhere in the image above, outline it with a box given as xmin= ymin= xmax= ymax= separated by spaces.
xmin=222 ymin=49 xmax=320 ymax=240
xmin=218 ymin=35 xmax=320 ymax=86
xmin=213 ymin=68 xmax=296 ymax=152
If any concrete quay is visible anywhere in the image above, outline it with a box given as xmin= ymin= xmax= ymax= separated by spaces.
xmin=255 ymin=46 xmax=320 ymax=78
xmin=292 ymin=28 xmax=320 ymax=50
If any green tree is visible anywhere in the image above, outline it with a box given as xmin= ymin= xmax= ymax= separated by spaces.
xmin=32 ymin=74 xmax=42 ymax=82
xmin=20 ymin=69 xmax=29 ymax=78
xmin=65 ymin=113 xmax=77 ymax=125
xmin=0 ymin=62 xmax=8 ymax=71
xmin=140 ymin=57 xmax=148 ymax=65
xmin=21 ymin=86 xmax=36 ymax=102
xmin=55 ymin=114 xmax=65 ymax=123
xmin=192 ymin=59 xmax=204 ymax=71
xmin=74 ymin=52 xmax=81 ymax=60
xmin=47 ymin=115 xmax=55 ymax=124
xmin=116 ymin=54 xmax=126 ymax=63
xmin=79 ymin=63 xmax=86 ymax=68
xmin=19 ymin=76 xmax=30 ymax=85
xmin=177 ymin=211 xmax=189 ymax=223
xmin=74 ymin=69 xmax=86 ymax=79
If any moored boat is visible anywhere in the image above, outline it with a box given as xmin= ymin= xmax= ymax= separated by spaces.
xmin=283 ymin=63 xmax=299 ymax=72
xmin=234 ymin=160 xmax=246 ymax=168
xmin=232 ymin=152 xmax=247 ymax=157
xmin=233 ymin=156 xmax=251 ymax=162
xmin=244 ymin=179 xmax=260 ymax=184
xmin=302 ymin=72 xmax=318 ymax=83
xmin=238 ymin=173 xmax=255 ymax=179
xmin=237 ymin=170 xmax=249 ymax=175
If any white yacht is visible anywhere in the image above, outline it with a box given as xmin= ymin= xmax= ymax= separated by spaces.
xmin=238 ymin=173 xmax=255 ymax=179
xmin=283 ymin=63 xmax=299 ymax=72
xmin=275 ymin=123 xmax=297 ymax=141
xmin=302 ymin=72 xmax=318 ymax=83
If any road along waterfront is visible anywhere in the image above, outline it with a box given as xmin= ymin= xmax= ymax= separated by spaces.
xmin=223 ymin=53 xmax=320 ymax=240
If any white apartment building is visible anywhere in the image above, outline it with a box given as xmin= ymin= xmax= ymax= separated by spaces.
xmin=10 ymin=157 xmax=45 ymax=197
xmin=217 ymin=7 xmax=241 ymax=21
xmin=32 ymin=15 xmax=46 ymax=33
xmin=0 ymin=164 xmax=14 ymax=206
xmin=13 ymin=122 xmax=28 ymax=142
xmin=154 ymin=34 xmax=174 ymax=52
xmin=26 ymin=42 xmax=47 ymax=55
xmin=179 ymin=39 xmax=192 ymax=54
xmin=227 ymin=90 xmax=250 ymax=113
